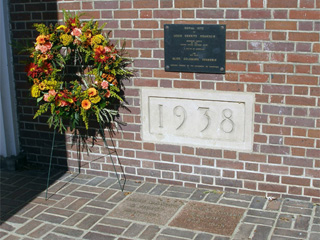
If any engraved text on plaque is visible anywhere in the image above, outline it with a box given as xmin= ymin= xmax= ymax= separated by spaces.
xmin=141 ymin=88 xmax=254 ymax=151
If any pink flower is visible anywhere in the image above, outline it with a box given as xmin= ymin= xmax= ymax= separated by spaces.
xmin=43 ymin=94 xmax=50 ymax=102
xmin=35 ymin=42 xmax=52 ymax=53
xmin=101 ymin=80 xmax=109 ymax=89
xmin=48 ymin=89 xmax=56 ymax=96
xmin=71 ymin=28 xmax=82 ymax=37
xmin=104 ymin=46 xmax=111 ymax=52
xmin=60 ymin=100 xmax=68 ymax=107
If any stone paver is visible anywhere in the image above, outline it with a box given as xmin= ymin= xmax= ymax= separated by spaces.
xmin=0 ymin=170 xmax=319 ymax=240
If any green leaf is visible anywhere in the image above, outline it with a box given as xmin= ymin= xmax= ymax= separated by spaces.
xmin=37 ymin=96 xmax=43 ymax=103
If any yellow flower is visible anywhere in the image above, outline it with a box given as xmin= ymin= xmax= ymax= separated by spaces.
xmin=87 ymin=87 xmax=97 ymax=97
xmin=56 ymin=25 xmax=67 ymax=31
xmin=60 ymin=33 xmax=73 ymax=46
xmin=89 ymin=95 xmax=101 ymax=104
xmin=31 ymin=84 xmax=40 ymax=98
xmin=38 ymin=82 xmax=46 ymax=91
xmin=91 ymin=34 xmax=105 ymax=46
xmin=81 ymin=99 xmax=91 ymax=110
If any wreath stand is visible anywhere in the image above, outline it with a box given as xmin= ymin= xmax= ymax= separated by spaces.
xmin=45 ymin=124 xmax=126 ymax=200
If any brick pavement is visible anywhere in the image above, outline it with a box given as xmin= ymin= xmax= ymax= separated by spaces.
xmin=0 ymin=170 xmax=319 ymax=240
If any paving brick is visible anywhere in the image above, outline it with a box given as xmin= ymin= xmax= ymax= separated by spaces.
xmin=310 ymin=233 xmax=320 ymax=240
xmin=294 ymin=215 xmax=310 ymax=231
xmin=252 ymin=225 xmax=272 ymax=240
xmin=22 ymin=205 xmax=47 ymax=218
xmin=266 ymin=200 xmax=282 ymax=211
xmin=276 ymin=214 xmax=294 ymax=228
xmin=98 ymin=178 xmax=118 ymax=188
xmin=83 ymin=232 xmax=115 ymax=240
xmin=5 ymin=216 xmax=28 ymax=224
xmin=1 ymin=235 xmax=20 ymax=240
xmin=53 ymin=196 xmax=77 ymax=208
xmin=190 ymin=189 xmax=207 ymax=201
xmin=45 ymin=207 xmax=74 ymax=217
xmin=135 ymin=182 xmax=157 ymax=193
xmin=86 ymin=176 xmax=106 ymax=186
xmin=87 ymin=200 xmax=115 ymax=210
xmin=315 ymin=206 xmax=320 ymax=217
xmin=79 ymin=206 xmax=109 ymax=215
xmin=213 ymin=237 xmax=231 ymax=240
xmin=283 ymin=199 xmax=314 ymax=209
xmin=0 ymin=222 xmax=15 ymax=231
xmin=95 ymin=189 xmax=117 ymax=201
xmin=162 ymin=191 xmax=191 ymax=199
xmin=35 ymin=213 xmax=66 ymax=224
xmin=15 ymin=220 xmax=42 ymax=235
xmin=281 ymin=205 xmax=313 ymax=215
xmin=71 ymin=190 xmax=99 ymax=199
xmin=311 ymin=224 xmax=320 ymax=232
xmin=92 ymin=224 xmax=125 ymax=235
xmin=66 ymin=198 xmax=90 ymax=211
xmin=57 ymin=183 xmax=81 ymax=195
xmin=149 ymin=184 xmax=169 ymax=195
xmin=167 ymin=186 xmax=195 ymax=194
xmin=157 ymin=236 xmax=187 ymax=240
xmin=100 ymin=217 xmax=131 ymax=228
xmin=43 ymin=233 xmax=75 ymax=240
xmin=0 ymin=232 xmax=8 ymax=238
xmin=123 ymin=223 xmax=146 ymax=237
xmin=313 ymin=217 xmax=320 ymax=224
xmin=271 ymin=236 xmax=297 ymax=240
xmin=219 ymin=199 xmax=250 ymax=208
xmin=204 ymin=192 xmax=222 ymax=203
xmin=247 ymin=209 xmax=278 ymax=219
xmin=223 ymin=192 xmax=253 ymax=202
xmin=139 ymin=225 xmax=161 ymax=240
xmin=243 ymin=216 xmax=275 ymax=226
xmin=53 ymin=226 xmax=83 ymax=237
xmin=194 ymin=233 xmax=213 ymax=240
xmin=76 ymin=215 xmax=102 ymax=230
xmin=108 ymin=191 xmax=128 ymax=203
xmin=161 ymin=228 xmax=196 ymax=239
xmin=250 ymin=196 xmax=267 ymax=209
xmin=111 ymin=183 xmax=137 ymax=192
xmin=62 ymin=212 xmax=87 ymax=226
xmin=28 ymin=224 xmax=55 ymax=238
xmin=234 ymin=223 xmax=255 ymax=239
xmin=273 ymin=228 xmax=308 ymax=238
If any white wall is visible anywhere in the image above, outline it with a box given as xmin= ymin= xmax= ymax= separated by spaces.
xmin=0 ymin=0 xmax=20 ymax=157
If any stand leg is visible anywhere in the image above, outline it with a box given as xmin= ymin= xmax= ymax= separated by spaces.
xmin=99 ymin=124 xmax=126 ymax=191
xmin=45 ymin=129 xmax=56 ymax=200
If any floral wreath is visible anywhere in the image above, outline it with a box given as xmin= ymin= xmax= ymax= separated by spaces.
xmin=25 ymin=11 xmax=133 ymax=133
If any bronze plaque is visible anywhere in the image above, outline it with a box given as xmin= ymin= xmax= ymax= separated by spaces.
xmin=164 ymin=24 xmax=226 ymax=74
xmin=169 ymin=201 xmax=245 ymax=236
xmin=108 ymin=193 xmax=184 ymax=225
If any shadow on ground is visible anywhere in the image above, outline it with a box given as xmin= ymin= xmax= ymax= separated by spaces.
xmin=0 ymin=168 xmax=67 ymax=223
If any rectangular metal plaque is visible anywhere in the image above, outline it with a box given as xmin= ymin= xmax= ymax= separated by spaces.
xmin=164 ymin=24 xmax=226 ymax=74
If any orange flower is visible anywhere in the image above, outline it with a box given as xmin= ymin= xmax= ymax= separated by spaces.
xmin=101 ymin=73 xmax=107 ymax=79
xmin=36 ymin=35 xmax=46 ymax=44
xmin=112 ymin=79 xmax=118 ymax=86
xmin=106 ymin=74 xmax=115 ymax=82
xmin=81 ymin=99 xmax=91 ymax=110
xmin=87 ymin=87 xmax=97 ymax=97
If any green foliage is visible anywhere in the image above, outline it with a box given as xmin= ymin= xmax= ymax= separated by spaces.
xmin=34 ymin=103 xmax=49 ymax=119
xmin=33 ymin=23 xmax=50 ymax=35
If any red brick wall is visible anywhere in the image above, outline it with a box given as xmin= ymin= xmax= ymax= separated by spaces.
xmin=10 ymin=0 xmax=320 ymax=202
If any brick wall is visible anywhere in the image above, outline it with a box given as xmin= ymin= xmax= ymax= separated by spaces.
xmin=9 ymin=0 xmax=320 ymax=202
